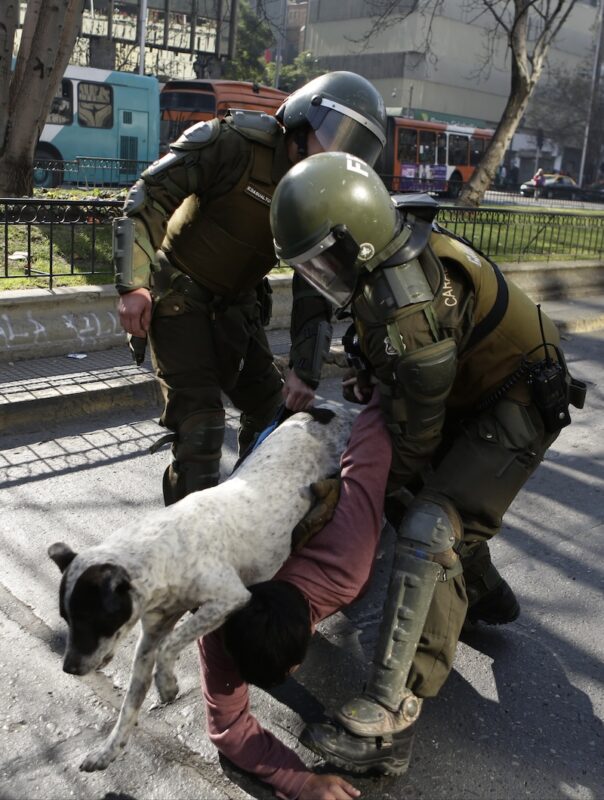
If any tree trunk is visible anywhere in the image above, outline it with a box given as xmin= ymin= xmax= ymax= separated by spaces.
xmin=458 ymin=92 xmax=532 ymax=207
xmin=0 ymin=2 xmax=19 ymax=153
xmin=0 ymin=0 xmax=84 ymax=196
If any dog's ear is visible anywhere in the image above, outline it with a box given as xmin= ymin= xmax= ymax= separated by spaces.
xmin=101 ymin=566 xmax=132 ymax=614
xmin=48 ymin=542 xmax=78 ymax=573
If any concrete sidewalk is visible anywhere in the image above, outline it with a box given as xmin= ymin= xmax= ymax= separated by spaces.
xmin=1 ymin=295 xmax=603 ymax=436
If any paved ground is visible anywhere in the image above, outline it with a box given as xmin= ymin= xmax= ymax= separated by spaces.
xmin=1 ymin=296 xmax=604 ymax=436
xmin=0 ymin=306 xmax=603 ymax=800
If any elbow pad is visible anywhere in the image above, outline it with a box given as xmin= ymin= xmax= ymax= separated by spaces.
xmin=113 ymin=216 xmax=157 ymax=294
xmin=290 ymin=319 xmax=333 ymax=389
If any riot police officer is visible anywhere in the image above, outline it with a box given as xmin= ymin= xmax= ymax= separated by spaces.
xmin=269 ymin=151 xmax=586 ymax=775
xmin=113 ymin=72 xmax=387 ymax=505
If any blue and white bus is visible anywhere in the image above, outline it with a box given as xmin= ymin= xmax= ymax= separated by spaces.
xmin=34 ymin=66 xmax=160 ymax=187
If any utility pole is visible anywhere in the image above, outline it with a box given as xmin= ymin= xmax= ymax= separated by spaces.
xmin=274 ymin=0 xmax=288 ymax=89
xmin=138 ymin=0 xmax=148 ymax=75
xmin=579 ymin=0 xmax=604 ymax=186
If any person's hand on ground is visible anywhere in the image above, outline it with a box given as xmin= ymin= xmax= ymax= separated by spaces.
xmin=299 ymin=772 xmax=361 ymax=800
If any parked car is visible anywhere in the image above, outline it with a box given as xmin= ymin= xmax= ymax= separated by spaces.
xmin=520 ymin=173 xmax=581 ymax=199
xmin=581 ymin=183 xmax=604 ymax=203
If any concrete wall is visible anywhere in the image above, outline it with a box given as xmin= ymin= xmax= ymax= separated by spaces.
xmin=1 ymin=264 xmax=603 ymax=363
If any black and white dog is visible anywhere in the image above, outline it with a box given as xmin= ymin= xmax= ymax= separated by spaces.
xmin=48 ymin=405 xmax=352 ymax=772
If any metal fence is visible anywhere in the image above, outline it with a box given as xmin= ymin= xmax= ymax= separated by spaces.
xmin=1 ymin=197 xmax=603 ymax=290
xmin=436 ymin=205 xmax=604 ymax=260
xmin=1 ymin=198 xmax=122 ymax=289
xmin=33 ymin=157 xmax=152 ymax=189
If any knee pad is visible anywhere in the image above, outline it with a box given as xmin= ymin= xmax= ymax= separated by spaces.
xmin=397 ymin=492 xmax=463 ymax=576
xmin=163 ymin=411 xmax=225 ymax=505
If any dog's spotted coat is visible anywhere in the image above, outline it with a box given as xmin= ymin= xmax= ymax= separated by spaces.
xmin=48 ymin=405 xmax=353 ymax=771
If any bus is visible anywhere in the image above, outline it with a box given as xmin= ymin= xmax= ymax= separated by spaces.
xmin=159 ymin=79 xmax=288 ymax=152
xmin=377 ymin=117 xmax=494 ymax=197
xmin=34 ymin=66 xmax=160 ymax=188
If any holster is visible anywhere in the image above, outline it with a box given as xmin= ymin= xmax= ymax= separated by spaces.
xmin=256 ymin=277 xmax=273 ymax=327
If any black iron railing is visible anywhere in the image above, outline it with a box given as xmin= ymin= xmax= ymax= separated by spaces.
xmin=1 ymin=198 xmax=122 ymax=289
xmin=33 ymin=157 xmax=152 ymax=189
xmin=436 ymin=205 xmax=604 ymax=260
xmin=1 ymin=197 xmax=603 ymax=290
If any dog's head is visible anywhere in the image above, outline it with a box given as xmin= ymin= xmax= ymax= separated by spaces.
xmin=48 ymin=542 xmax=138 ymax=675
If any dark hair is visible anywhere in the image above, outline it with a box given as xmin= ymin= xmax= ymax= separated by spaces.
xmin=222 ymin=580 xmax=312 ymax=690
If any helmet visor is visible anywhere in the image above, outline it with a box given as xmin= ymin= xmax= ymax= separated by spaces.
xmin=307 ymin=102 xmax=385 ymax=166
xmin=283 ymin=228 xmax=360 ymax=308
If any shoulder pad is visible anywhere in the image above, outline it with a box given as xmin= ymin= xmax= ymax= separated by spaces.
xmin=392 ymin=192 xmax=439 ymax=223
xmin=431 ymin=227 xmax=486 ymax=269
xmin=172 ymin=118 xmax=221 ymax=150
xmin=225 ymin=110 xmax=282 ymax=146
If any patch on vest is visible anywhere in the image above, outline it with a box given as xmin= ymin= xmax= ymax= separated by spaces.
xmin=245 ymin=184 xmax=272 ymax=205
xmin=441 ymin=265 xmax=458 ymax=306
xmin=384 ymin=335 xmax=401 ymax=355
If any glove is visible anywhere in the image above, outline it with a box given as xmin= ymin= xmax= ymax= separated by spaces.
xmin=291 ymin=477 xmax=341 ymax=553
xmin=342 ymin=368 xmax=374 ymax=405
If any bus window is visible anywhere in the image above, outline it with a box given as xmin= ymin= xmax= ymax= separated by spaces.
xmin=78 ymin=82 xmax=113 ymax=129
xmin=48 ymin=79 xmax=73 ymax=125
xmin=448 ymin=134 xmax=469 ymax=165
xmin=160 ymin=91 xmax=216 ymax=115
xmin=470 ymin=136 xmax=485 ymax=166
xmin=398 ymin=128 xmax=418 ymax=163
xmin=419 ymin=130 xmax=436 ymax=163
xmin=436 ymin=132 xmax=446 ymax=165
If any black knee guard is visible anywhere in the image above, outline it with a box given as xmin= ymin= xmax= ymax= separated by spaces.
xmin=163 ymin=410 xmax=225 ymax=506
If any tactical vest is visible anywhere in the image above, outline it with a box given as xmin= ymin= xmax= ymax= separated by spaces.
xmin=430 ymin=229 xmax=560 ymax=407
xmin=163 ymin=114 xmax=290 ymax=296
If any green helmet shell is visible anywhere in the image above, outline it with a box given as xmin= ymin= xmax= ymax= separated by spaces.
xmin=271 ymin=151 xmax=397 ymax=263
xmin=276 ymin=71 xmax=387 ymax=166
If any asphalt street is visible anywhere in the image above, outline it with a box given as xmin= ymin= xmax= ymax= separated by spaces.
xmin=1 ymin=329 xmax=603 ymax=800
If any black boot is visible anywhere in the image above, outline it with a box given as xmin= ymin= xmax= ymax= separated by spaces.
xmin=466 ymin=577 xmax=520 ymax=625
xmin=300 ymin=721 xmax=415 ymax=776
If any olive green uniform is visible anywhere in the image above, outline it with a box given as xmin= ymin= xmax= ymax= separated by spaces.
xmin=269 ymin=152 xmax=586 ymax=773
xmin=354 ymin=225 xmax=565 ymax=697
xmin=116 ymin=113 xmax=332 ymax=501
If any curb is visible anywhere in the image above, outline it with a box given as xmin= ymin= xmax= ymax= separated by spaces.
xmin=1 ymin=314 xmax=602 ymax=436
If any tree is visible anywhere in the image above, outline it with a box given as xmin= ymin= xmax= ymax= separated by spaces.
xmin=525 ymin=65 xmax=593 ymax=151
xmin=265 ymin=50 xmax=324 ymax=93
xmin=0 ymin=0 xmax=85 ymax=197
xmin=222 ymin=0 xmax=273 ymax=84
xmin=351 ymin=0 xmax=578 ymax=206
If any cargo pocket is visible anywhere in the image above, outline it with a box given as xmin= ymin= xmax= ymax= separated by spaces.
xmin=428 ymin=399 xmax=546 ymax=529
xmin=211 ymin=298 xmax=258 ymax=391
xmin=152 ymin=292 xmax=189 ymax=319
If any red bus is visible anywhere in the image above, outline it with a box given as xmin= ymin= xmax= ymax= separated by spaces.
xmin=378 ymin=117 xmax=494 ymax=197
xmin=159 ymin=79 xmax=288 ymax=152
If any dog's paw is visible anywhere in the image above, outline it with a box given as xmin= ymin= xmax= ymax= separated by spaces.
xmin=80 ymin=743 xmax=119 ymax=772
xmin=154 ymin=668 xmax=179 ymax=704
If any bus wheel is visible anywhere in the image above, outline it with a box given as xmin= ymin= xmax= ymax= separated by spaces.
xmin=33 ymin=146 xmax=63 ymax=188
xmin=447 ymin=173 xmax=463 ymax=198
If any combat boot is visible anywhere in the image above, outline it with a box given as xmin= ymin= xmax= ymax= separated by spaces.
xmin=300 ymin=720 xmax=416 ymax=776
xmin=466 ymin=575 xmax=520 ymax=625
xmin=461 ymin=542 xmax=520 ymax=625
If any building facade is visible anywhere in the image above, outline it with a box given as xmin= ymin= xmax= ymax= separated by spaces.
xmin=303 ymin=0 xmax=601 ymax=181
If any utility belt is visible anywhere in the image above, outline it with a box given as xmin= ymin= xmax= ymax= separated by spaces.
xmin=151 ymin=253 xmax=272 ymax=324
xmin=152 ymin=253 xmax=253 ymax=309
xmin=475 ymin=351 xmax=586 ymax=433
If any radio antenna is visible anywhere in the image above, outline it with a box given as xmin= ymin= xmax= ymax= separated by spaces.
xmin=536 ymin=303 xmax=553 ymax=366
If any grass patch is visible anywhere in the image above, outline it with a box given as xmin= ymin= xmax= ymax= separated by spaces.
xmin=1 ymin=223 xmax=114 ymax=289
xmin=2 ymin=192 xmax=602 ymax=292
